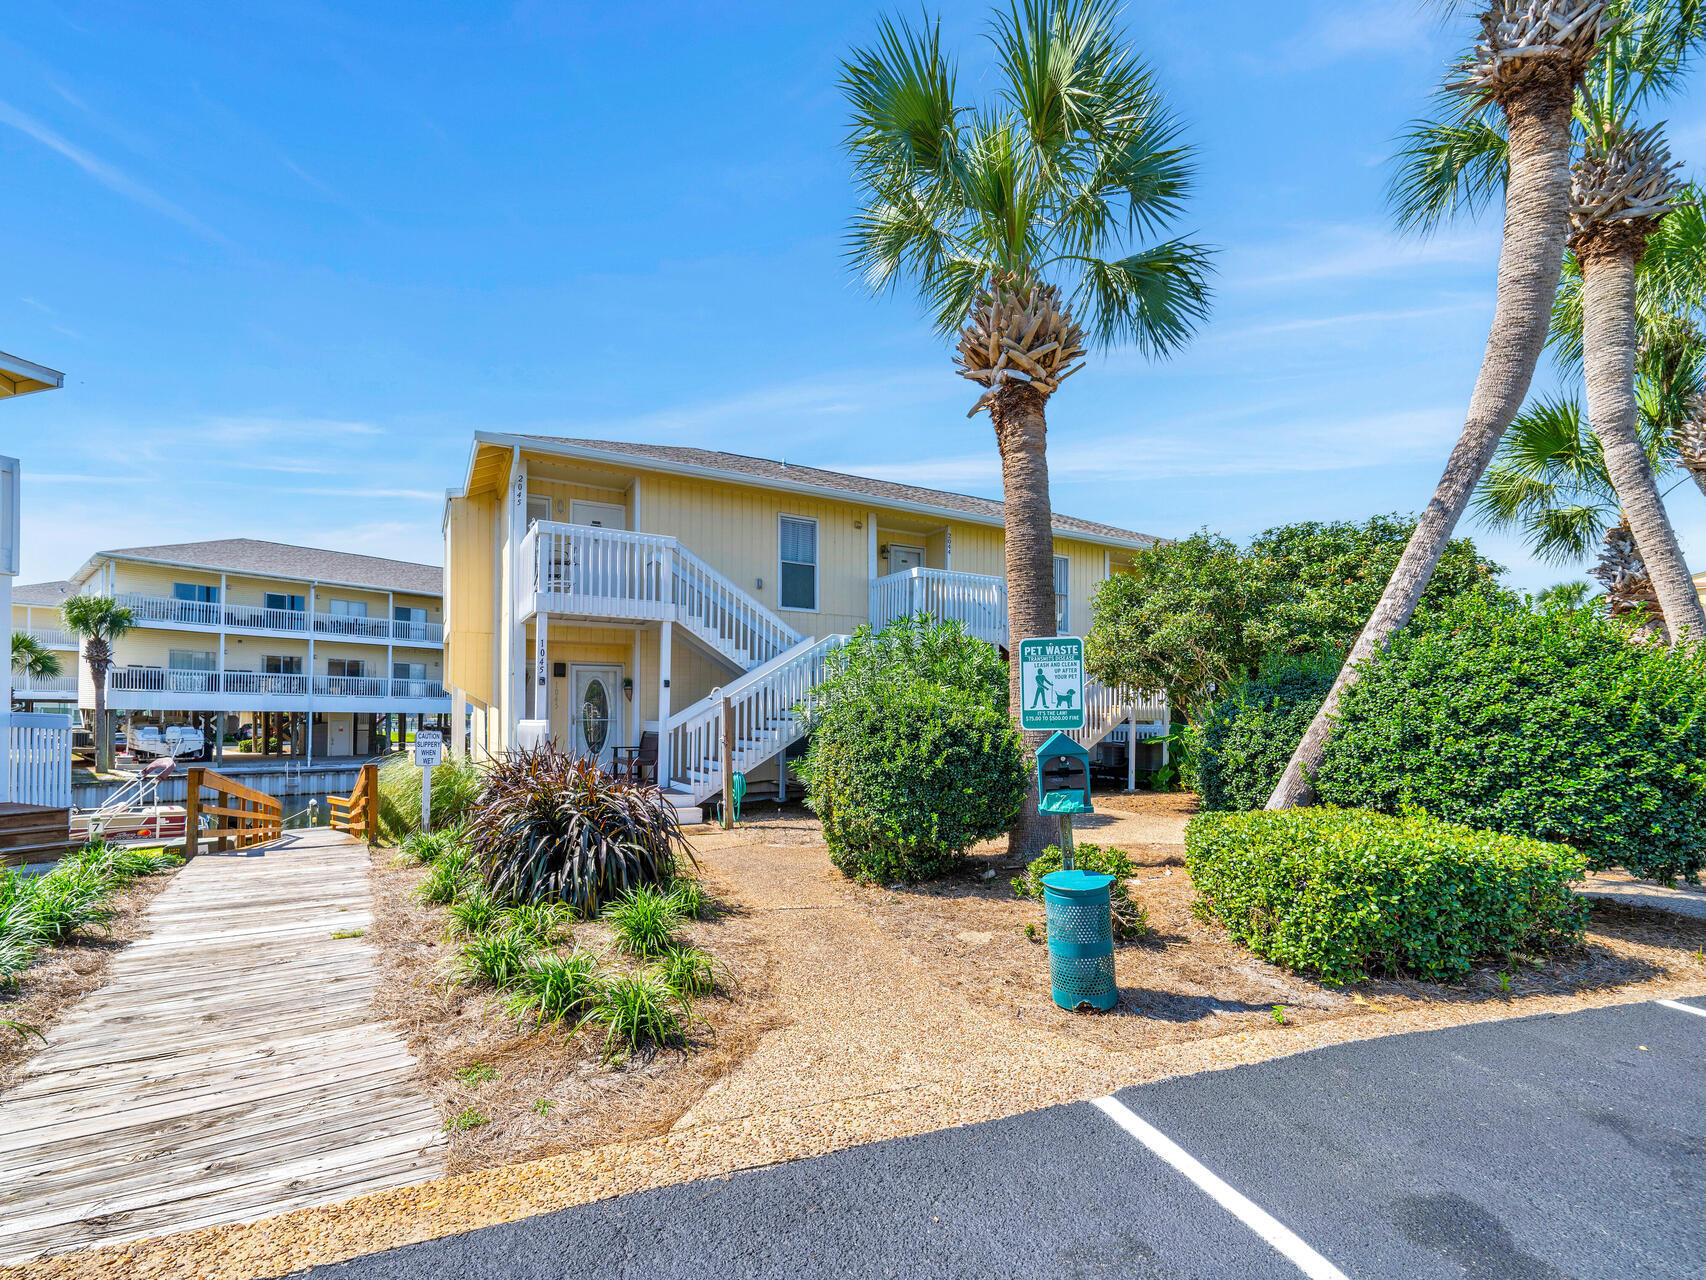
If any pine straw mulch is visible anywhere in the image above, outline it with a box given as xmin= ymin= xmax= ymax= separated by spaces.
xmin=364 ymin=842 xmax=785 ymax=1176
xmin=0 ymin=862 xmax=184 ymax=1092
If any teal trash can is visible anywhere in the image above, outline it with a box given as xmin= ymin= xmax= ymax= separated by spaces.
xmin=1041 ymin=869 xmax=1118 ymax=1011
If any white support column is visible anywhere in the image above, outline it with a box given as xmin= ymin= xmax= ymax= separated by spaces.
xmin=451 ymin=686 xmax=468 ymax=758
xmin=1127 ymin=711 xmax=1138 ymax=793
xmin=306 ymin=581 xmax=317 ymax=765
xmin=0 ymin=572 xmax=11 ymax=802
xmin=629 ymin=630 xmax=642 ymax=752
xmin=508 ymin=449 xmax=528 ymax=746
xmin=534 ymin=614 xmax=550 ymax=739
xmin=866 ymin=510 xmax=878 ymax=622
xmin=657 ymin=619 xmax=673 ymax=785
xmin=944 ymin=527 xmax=953 ymax=571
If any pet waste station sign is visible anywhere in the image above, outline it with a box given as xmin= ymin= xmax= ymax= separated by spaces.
xmin=1019 ymin=636 xmax=1085 ymax=732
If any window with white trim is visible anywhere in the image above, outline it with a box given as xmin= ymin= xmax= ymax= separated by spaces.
xmin=327 ymin=658 xmax=366 ymax=678
xmin=779 ymin=516 xmax=818 ymax=611
xmin=1054 ymin=555 xmax=1070 ymax=632
xmin=167 ymin=649 xmax=216 ymax=671
xmin=326 ymin=599 xmax=368 ymax=617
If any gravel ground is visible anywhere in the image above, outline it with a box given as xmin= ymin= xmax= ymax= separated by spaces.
xmin=8 ymin=795 xmax=1705 ymax=1280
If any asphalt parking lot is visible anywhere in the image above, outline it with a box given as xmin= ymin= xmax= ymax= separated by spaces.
xmin=307 ymin=996 xmax=1706 ymax=1279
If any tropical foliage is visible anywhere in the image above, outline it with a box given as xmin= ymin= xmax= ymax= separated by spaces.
xmin=378 ymin=752 xmax=485 ymax=840
xmin=60 ymin=596 xmax=134 ymax=772
xmin=10 ymin=632 xmax=62 ymax=680
xmin=1086 ymin=518 xmax=1505 ymax=718
xmin=465 ymin=749 xmax=693 ymax=917
xmin=841 ymin=0 xmax=1212 ymax=855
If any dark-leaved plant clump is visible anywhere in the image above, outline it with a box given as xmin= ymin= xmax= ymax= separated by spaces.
xmin=801 ymin=616 xmax=1025 ymax=884
xmin=466 ymin=748 xmax=694 ymax=917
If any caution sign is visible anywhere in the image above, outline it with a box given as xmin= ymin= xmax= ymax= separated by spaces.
xmin=1018 ymin=636 xmax=1085 ymax=732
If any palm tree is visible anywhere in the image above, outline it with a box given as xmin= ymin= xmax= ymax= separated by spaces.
xmin=1566 ymin=116 xmax=1706 ymax=641
xmin=841 ymin=0 xmax=1212 ymax=855
xmin=10 ymin=632 xmax=62 ymax=680
xmin=61 ymin=596 xmax=133 ymax=772
xmin=1272 ymin=1 xmax=1628 ymax=809
xmin=1473 ymin=393 xmax=1674 ymax=624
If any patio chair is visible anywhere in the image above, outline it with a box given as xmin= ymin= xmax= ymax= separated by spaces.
xmin=616 ymin=731 xmax=659 ymax=786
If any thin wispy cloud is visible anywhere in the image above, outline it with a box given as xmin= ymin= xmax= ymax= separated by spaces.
xmin=0 ymin=98 xmax=230 ymax=247
xmin=1230 ymin=225 xmax=1498 ymax=289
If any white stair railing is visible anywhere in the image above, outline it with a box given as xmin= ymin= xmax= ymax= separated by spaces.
xmin=1070 ymin=676 xmax=1168 ymax=751
xmin=523 ymin=521 xmax=801 ymax=672
xmin=664 ymin=634 xmax=845 ymax=803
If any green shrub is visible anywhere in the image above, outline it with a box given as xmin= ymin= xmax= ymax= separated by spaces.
xmin=803 ymin=677 xmax=1026 ymax=884
xmin=1185 ymin=807 xmax=1589 ymax=984
xmin=1191 ymin=654 xmax=1336 ymax=811
xmin=602 ymin=886 xmax=684 ymax=957
xmin=378 ymin=754 xmax=485 ymax=840
xmin=1317 ymin=595 xmax=1706 ymax=885
xmin=453 ymin=927 xmax=538 ymax=987
xmin=26 ymin=863 xmax=115 ymax=944
xmin=582 ymin=971 xmax=695 ymax=1063
xmin=467 ymin=749 xmax=693 ymax=916
xmin=665 ymin=877 xmax=713 ymax=921
xmin=505 ymin=950 xmax=603 ymax=1029
xmin=1011 ymin=843 xmax=1149 ymax=939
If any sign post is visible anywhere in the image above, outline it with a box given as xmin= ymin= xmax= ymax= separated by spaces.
xmin=1018 ymin=637 xmax=1085 ymax=733
xmin=414 ymin=729 xmax=443 ymax=831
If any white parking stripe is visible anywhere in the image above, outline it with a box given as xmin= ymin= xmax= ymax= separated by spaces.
xmin=1657 ymin=999 xmax=1706 ymax=1020
xmin=1092 ymin=1095 xmax=1349 ymax=1280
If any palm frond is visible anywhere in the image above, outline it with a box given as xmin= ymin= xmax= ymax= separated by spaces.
xmin=841 ymin=12 xmax=961 ymax=180
xmin=1387 ymin=111 xmax=1509 ymax=234
xmin=1066 ymin=237 xmax=1214 ymax=354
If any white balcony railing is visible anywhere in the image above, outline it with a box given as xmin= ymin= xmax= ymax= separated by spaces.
xmin=108 ymin=594 xmax=444 ymax=645
xmin=12 ymin=672 xmax=78 ymax=696
xmin=523 ymin=522 xmax=799 ymax=670
xmin=871 ymin=567 xmax=1008 ymax=647
xmin=24 ymin=627 xmax=75 ymax=650
xmin=102 ymin=667 xmax=447 ymax=703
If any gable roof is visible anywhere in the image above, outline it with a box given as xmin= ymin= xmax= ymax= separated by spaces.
xmin=12 ymin=580 xmax=75 ymax=606
xmin=503 ymin=436 xmax=1160 ymax=549
xmin=75 ymin=539 xmax=442 ymax=596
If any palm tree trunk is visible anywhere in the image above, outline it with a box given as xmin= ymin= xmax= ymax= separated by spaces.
xmin=991 ymin=380 xmax=1059 ymax=859
xmin=90 ymin=653 xmax=111 ymax=774
xmin=1267 ymin=83 xmax=1576 ymax=809
xmin=1581 ymin=248 xmax=1706 ymax=644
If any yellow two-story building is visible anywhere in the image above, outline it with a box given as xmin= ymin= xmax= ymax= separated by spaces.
xmin=51 ymin=538 xmax=451 ymax=759
xmin=10 ymin=579 xmax=79 ymax=708
xmin=445 ymin=435 xmax=1167 ymax=818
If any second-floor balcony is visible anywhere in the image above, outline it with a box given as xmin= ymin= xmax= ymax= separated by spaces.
xmin=12 ymin=672 xmax=79 ymax=697
xmin=22 ymin=627 xmax=75 ymax=650
xmin=112 ymin=593 xmax=443 ymax=645
xmin=104 ymin=666 xmax=447 ymax=705
xmin=871 ymin=567 xmax=1009 ymax=648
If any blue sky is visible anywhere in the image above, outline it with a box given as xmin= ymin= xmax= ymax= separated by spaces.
xmin=6 ymin=1 xmax=1706 ymax=591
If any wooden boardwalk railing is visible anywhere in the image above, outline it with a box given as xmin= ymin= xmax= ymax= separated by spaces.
xmin=329 ymin=762 xmax=380 ymax=843
xmin=182 ymin=768 xmax=284 ymax=855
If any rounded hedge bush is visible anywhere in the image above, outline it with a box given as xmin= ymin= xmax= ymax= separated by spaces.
xmin=803 ymin=679 xmax=1026 ymax=884
xmin=1185 ymin=806 xmax=1589 ymax=984
xmin=1191 ymin=655 xmax=1334 ymax=811
xmin=1317 ymin=596 xmax=1706 ymax=885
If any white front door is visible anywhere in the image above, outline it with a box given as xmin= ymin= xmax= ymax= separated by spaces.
xmin=569 ymin=500 xmax=627 ymax=530
xmin=890 ymin=544 xmax=925 ymax=574
xmin=570 ymin=665 xmax=621 ymax=768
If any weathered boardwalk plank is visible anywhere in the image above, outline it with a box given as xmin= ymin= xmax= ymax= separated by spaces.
xmin=0 ymin=827 xmax=445 ymax=1263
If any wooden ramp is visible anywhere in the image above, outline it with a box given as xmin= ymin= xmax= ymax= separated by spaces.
xmin=0 ymin=827 xmax=446 ymax=1263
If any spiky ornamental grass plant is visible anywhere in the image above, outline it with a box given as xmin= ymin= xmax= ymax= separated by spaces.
xmin=602 ymin=886 xmax=684 ymax=958
xmin=841 ymin=0 xmax=1212 ymax=856
xmin=505 ymin=950 xmax=603 ymax=1030
xmin=581 ymin=970 xmax=696 ymax=1064
xmin=466 ymin=749 xmax=694 ymax=918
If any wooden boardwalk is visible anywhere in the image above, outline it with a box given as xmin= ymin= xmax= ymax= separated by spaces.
xmin=0 ymin=828 xmax=446 ymax=1263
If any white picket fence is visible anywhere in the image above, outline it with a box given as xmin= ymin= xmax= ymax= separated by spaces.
xmin=9 ymin=712 xmax=74 ymax=808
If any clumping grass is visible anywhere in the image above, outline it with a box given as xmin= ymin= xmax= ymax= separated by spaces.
xmin=74 ymin=841 xmax=183 ymax=884
xmin=602 ymin=885 xmax=684 ymax=958
xmin=652 ymin=945 xmax=722 ymax=999
xmin=500 ymin=901 xmax=573 ymax=946
xmin=445 ymin=887 xmax=504 ymax=938
xmin=454 ymin=1061 xmax=498 ymax=1087
xmin=666 ymin=877 xmax=713 ymax=920
xmin=396 ymin=825 xmax=469 ymax=866
xmin=453 ymin=928 xmax=538 ymax=988
xmin=581 ymin=970 xmax=695 ymax=1063
xmin=21 ymin=863 xmax=115 ymax=945
xmin=413 ymin=856 xmax=474 ymax=907
xmin=444 ymin=1107 xmax=489 ymax=1132
xmin=379 ymin=754 xmax=486 ymax=841
xmin=504 ymin=950 xmax=603 ymax=1030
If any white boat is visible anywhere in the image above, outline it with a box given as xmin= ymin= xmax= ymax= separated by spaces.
xmin=70 ymin=757 xmax=190 ymax=845
xmin=128 ymin=725 xmax=207 ymax=762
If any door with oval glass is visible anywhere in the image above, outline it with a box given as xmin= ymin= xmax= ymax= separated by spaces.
xmin=570 ymin=665 xmax=622 ymax=768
